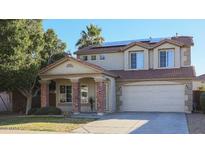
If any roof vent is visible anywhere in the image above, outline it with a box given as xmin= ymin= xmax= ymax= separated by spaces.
xmin=176 ymin=33 xmax=178 ymax=37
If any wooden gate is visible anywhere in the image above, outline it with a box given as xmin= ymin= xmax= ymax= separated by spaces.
xmin=0 ymin=92 xmax=12 ymax=112
xmin=193 ymin=90 xmax=205 ymax=111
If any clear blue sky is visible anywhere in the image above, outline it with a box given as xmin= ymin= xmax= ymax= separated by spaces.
xmin=43 ymin=19 xmax=204 ymax=76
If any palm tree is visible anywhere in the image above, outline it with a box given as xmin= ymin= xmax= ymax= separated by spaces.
xmin=76 ymin=24 xmax=104 ymax=49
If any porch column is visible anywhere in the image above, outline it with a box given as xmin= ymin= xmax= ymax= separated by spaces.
xmin=95 ymin=77 xmax=106 ymax=115
xmin=40 ymin=80 xmax=50 ymax=107
xmin=71 ymin=78 xmax=80 ymax=115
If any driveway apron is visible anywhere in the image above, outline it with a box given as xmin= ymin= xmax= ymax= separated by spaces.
xmin=72 ymin=112 xmax=189 ymax=134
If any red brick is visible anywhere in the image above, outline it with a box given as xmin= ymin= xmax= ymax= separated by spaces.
xmin=96 ymin=81 xmax=106 ymax=114
xmin=72 ymin=82 xmax=80 ymax=113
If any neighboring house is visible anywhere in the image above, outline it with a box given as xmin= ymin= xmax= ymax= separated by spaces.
xmin=193 ymin=74 xmax=205 ymax=91
xmin=39 ymin=36 xmax=195 ymax=115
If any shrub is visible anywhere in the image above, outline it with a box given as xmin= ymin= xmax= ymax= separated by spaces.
xmin=200 ymin=92 xmax=205 ymax=113
xmin=27 ymin=107 xmax=62 ymax=115
xmin=34 ymin=107 xmax=62 ymax=115
xmin=27 ymin=108 xmax=39 ymax=115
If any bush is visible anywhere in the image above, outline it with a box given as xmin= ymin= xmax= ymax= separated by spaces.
xmin=27 ymin=107 xmax=62 ymax=115
xmin=200 ymin=92 xmax=205 ymax=113
xmin=27 ymin=108 xmax=39 ymax=115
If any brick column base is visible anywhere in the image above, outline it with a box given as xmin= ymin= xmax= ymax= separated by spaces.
xmin=96 ymin=81 xmax=106 ymax=115
xmin=72 ymin=81 xmax=80 ymax=114
xmin=40 ymin=80 xmax=50 ymax=107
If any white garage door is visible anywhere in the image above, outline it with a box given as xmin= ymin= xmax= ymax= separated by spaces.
xmin=121 ymin=84 xmax=185 ymax=112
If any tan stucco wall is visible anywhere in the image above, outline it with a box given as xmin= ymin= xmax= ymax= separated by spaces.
xmin=153 ymin=43 xmax=181 ymax=69
xmin=149 ymin=49 xmax=154 ymax=69
xmin=105 ymin=76 xmax=116 ymax=112
xmin=80 ymin=52 xmax=124 ymax=70
xmin=116 ymin=79 xmax=193 ymax=113
xmin=181 ymin=47 xmax=191 ymax=66
xmin=45 ymin=60 xmax=97 ymax=75
xmin=78 ymin=43 xmax=191 ymax=71
xmin=124 ymin=45 xmax=149 ymax=70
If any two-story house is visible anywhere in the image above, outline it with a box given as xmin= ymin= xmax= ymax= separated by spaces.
xmin=39 ymin=36 xmax=195 ymax=115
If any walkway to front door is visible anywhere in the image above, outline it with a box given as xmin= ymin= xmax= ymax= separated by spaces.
xmin=72 ymin=112 xmax=189 ymax=134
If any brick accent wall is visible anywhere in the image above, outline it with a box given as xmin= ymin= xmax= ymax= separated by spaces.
xmin=96 ymin=82 xmax=106 ymax=114
xmin=41 ymin=82 xmax=49 ymax=107
xmin=72 ymin=82 xmax=80 ymax=113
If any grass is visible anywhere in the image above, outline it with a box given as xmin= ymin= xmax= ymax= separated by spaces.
xmin=0 ymin=116 xmax=94 ymax=132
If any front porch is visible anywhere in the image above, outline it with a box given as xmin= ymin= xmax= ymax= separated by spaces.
xmin=39 ymin=56 xmax=116 ymax=115
xmin=40 ymin=76 xmax=112 ymax=115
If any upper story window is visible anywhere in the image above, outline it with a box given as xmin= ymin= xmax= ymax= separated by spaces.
xmin=130 ymin=51 xmax=144 ymax=69
xmin=99 ymin=54 xmax=105 ymax=60
xmin=91 ymin=55 xmax=97 ymax=60
xmin=159 ymin=49 xmax=174 ymax=68
xmin=82 ymin=55 xmax=88 ymax=61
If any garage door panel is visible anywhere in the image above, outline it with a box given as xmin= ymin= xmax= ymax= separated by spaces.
xmin=121 ymin=84 xmax=185 ymax=112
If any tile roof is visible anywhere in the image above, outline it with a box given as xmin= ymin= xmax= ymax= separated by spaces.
xmin=75 ymin=36 xmax=194 ymax=55
xmin=171 ymin=36 xmax=194 ymax=46
xmin=76 ymin=46 xmax=125 ymax=54
xmin=110 ymin=66 xmax=196 ymax=80
xmin=196 ymin=74 xmax=205 ymax=81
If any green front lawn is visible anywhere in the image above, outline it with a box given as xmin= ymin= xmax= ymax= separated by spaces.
xmin=0 ymin=116 xmax=94 ymax=132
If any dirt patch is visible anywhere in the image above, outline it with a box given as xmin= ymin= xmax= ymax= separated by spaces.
xmin=186 ymin=113 xmax=205 ymax=134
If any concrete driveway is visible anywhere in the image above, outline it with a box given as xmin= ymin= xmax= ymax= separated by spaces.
xmin=72 ymin=112 xmax=189 ymax=134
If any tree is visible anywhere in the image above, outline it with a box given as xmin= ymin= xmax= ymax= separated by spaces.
xmin=0 ymin=20 xmax=66 ymax=114
xmin=76 ymin=24 xmax=104 ymax=49
xmin=41 ymin=29 xmax=66 ymax=67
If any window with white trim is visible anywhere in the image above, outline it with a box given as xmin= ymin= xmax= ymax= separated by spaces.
xmin=91 ymin=55 xmax=96 ymax=60
xmin=130 ymin=51 xmax=144 ymax=69
xmin=59 ymin=85 xmax=72 ymax=103
xmin=80 ymin=85 xmax=88 ymax=104
xmin=99 ymin=54 xmax=105 ymax=60
xmin=82 ymin=55 xmax=88 ymax=61
xmin=159 ymin=49 xmax=174 ymax=68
